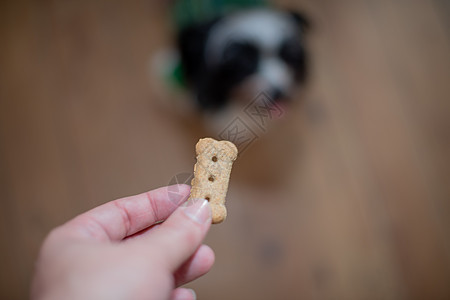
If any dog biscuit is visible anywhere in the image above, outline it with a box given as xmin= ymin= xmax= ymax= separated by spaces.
xmin=189 ymin=138 xmax=238 ymax=223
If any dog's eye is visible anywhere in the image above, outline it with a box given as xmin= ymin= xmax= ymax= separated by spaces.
xmin=222 ymin=42 xmax=259 ymax=73
xmin=279 ymin=39 xmax=304 ymax=68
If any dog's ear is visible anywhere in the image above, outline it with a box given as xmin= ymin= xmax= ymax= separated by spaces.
xmin=288 ymin=11 xmax=310 ymax=32
xmin=196 ymin=71 xmax=230 ymax=111
xmin=177 ymin=19 xmax=220 ymax=82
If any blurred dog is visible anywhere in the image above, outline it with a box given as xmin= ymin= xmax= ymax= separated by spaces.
xmin=178 ymin=8 xmax=309 ymax=112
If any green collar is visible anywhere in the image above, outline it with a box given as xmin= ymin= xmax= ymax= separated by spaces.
xmin=174 ymin=0 xmax=268 ymax=29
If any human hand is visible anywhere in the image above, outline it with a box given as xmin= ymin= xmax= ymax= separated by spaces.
xmin=31 ymin=185 xmax=213 ymax=300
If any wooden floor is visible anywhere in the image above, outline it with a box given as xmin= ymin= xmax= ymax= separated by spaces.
xmin=1 ymin=0 xmax=449 ymax=299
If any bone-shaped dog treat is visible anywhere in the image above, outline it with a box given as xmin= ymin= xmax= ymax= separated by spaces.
xmin=189 ymin=138 xmax=238 ymax=224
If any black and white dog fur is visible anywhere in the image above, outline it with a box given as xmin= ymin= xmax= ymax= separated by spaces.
xmin=178 ymin=8 xmax=309 ymax=117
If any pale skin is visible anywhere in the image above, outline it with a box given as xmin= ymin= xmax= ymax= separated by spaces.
xmin=31 ymin=184 xmax=214 ymax=300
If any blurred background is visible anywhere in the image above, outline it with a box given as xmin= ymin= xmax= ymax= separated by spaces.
xmin=1 ymin=0 xmax=450 ymax=299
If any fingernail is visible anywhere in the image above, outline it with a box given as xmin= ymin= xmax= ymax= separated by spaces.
xmin=182 ymin=198 xmax=211 ymax=224
xmin=188 ymin=288 xmax=197 ymax=300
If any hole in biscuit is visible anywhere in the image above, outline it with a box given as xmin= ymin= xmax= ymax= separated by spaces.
xmin=212 ymin=156 xmax=218 ymax=162
xmin=208 ymin=175 xmax=215 ymax=182
xmin=205 ymin=196 xmax=210 ymax=201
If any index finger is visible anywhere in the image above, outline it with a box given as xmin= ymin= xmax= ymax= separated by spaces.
xmin=62 ymin=184 xmax=190 ymax=242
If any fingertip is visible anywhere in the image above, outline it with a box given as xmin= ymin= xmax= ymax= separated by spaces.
xmin=169 ymin=183 xmax=191 ymax=195
xmin=197 ymin=244 xmax=215 ymax=273
xmin=170 ymin=288 xmax=196 ymax=300
xmin=181 ymin=198 xmax=212 ymax=225
xmin=166 ymin=184 xmax=192 ymax=207
xmin=174 ymin=244 xmax=215 ymax=286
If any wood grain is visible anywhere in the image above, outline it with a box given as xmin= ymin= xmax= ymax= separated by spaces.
xmin=0 ymin=0 xmax=449 ymax=299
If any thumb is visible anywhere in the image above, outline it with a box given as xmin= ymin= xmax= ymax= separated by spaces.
xmin=140 ymin=198 xmax=212 ymax=271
